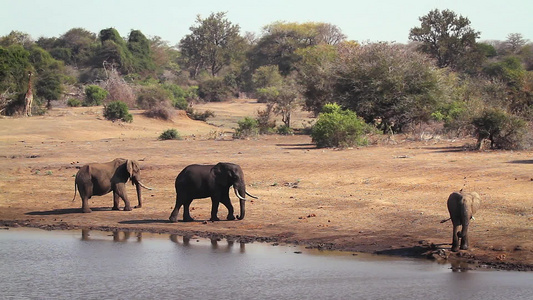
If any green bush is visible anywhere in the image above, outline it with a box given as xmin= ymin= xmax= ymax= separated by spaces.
xmin=198 ymin=77 xmax=231 ymax=102
xmin=67 ymin=98 xmax=82 ymax=107
xmin=104 ymin=101 xmax=133 ymax=123
xmin=84 ymin=85 xmax=108 ymax=106
xmin=234 ymin=117 xmax=259 ymax=139
xmin=276 ymin=125 xmax=294 ymax=135
xmin=136 ymin=85 xmax=171 ymax=109
xmin=472 ymin=108 xmax=528 ymax=150
xmin=159 ymin=128 xmax=182 ymax=140
xmin=311 ymin=103 xmax=371 ymax=148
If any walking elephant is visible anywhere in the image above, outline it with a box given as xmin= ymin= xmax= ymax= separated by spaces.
xmin=169 ymin=162 xmax=258 ymax=222
xmin=73 ymin=158 xmax=152 ymax=213
xmin=441 ymin=191 xmax=481 ymax=251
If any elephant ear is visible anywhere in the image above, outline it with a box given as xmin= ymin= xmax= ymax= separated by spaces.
xmin=126 ymin=160 xmax=138 ymax=180
xmin=213 ymin=163 xmax=230 ymax=186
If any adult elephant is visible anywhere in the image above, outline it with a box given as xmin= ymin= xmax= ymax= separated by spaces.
xmin=169 ymin=162 xmax=257 ymax=222
xmin=441 ymin=191 xmax=481 ymax=251
xmin=73 ymin=158 xmax=152 ymax=213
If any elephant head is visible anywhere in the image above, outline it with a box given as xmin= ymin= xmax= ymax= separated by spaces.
xmin=125 ymin=159 xmax=151 ymax=208
xmin=213 ymin=162 xmax=257 ymax=220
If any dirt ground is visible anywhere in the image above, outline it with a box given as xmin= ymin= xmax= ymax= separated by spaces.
xmin=1 ymin=100 xmax=532 ymax=271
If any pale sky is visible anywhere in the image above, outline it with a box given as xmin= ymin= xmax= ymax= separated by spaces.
xmin=1 ymin=0 xmax=531 ymax=45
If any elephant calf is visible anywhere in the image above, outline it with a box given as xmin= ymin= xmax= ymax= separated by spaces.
xmin=73 ymin=158 xmax=151 ymax=213
xmin=169 ymin=162 xmax=257 ymax=222
xmin=441 ymin=191 xmax=481 ymax=251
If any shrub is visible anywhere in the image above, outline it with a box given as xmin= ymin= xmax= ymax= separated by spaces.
xmin=136 ymin=85 xmax=171 ymax=109
xmin=311 ymin=103 xmax=371 ymax=148
xmin=67 ymin=98 xmax=82 ymax=107
xmin=143 ymin=105 xmax=175 ymax=120
xmin=186 ymin=107 xmax=215 ymax=121
xmin=104 ymin=101 xmax=133 ymax=123
xmin=198 ymin=77 xmax=231 ymax=102
xmin=234 ymin=117 xmax=259 ymax=139
xmin=276 ymin=125 xmax=294 ymax=135
xmin=159 ymin=128 xmax=181 ymax=140
xmin=84 ymin=85 xmax=108 ymax=106
xmin=472 ymin=108 xmax=528 ymax=150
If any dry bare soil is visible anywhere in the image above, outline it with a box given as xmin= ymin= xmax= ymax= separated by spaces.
xmin=1 ymin=99 xmax=532 ymax=271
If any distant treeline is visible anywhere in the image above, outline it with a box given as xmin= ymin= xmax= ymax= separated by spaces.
xmin=0 ymin=9 xmax=531 ymax=149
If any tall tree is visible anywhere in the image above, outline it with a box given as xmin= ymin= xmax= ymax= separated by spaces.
xmin=179 ymin=12 xmax=244 ymax=78
xmin=409 ymin=9 xmax=480 ymax=70
xmin=127 ymin=30 xmax=155 ymax=73
xmin=249 ymin=22 xmax=346 ymax=76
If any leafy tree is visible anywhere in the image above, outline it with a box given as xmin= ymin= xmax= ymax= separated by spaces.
xmin=35 ymin=71 xmax=62 ymax=108
xmin=311 ymin=103 xmax=370 ymax=148
xmin=334 ymin=42 xmax=443 ymax=132
xmin=472 ymin=108 xmax=527 ymax=149
xmin=0 ymin=45 xmax=31 ymax=94
xmin=127 ymin=30 xmax=155 ymax=73
xmin=295 ymin=43 xmax=341 ymax=115
xmin=505 ymin=33 xmax=528 ymax=54
xmin=179 ymin=12 xmax=245 ymax=78
xmin=197 ymin=77 xmax=232 ymax=102
xmin=249 ymin=22 xmax=346 ymax=75
xmin=84 ymin=85 xmax=108 ymax=106
xmin=95 ymin=28 xmax=134 ymax=73
xmin=0 ymin=31 xmax=34 ymax=48
xmin=409 ymin=9 xmax=480 ymax=71
xmin=252 ymin=65 xmax=283 ymax=91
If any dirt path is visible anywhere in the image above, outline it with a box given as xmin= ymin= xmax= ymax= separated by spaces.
xmin=1 ymin=104 xmax=532 ymax=271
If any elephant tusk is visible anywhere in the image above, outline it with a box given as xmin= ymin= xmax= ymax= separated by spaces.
xmin=246 ymin=191 xmax=258 ymax=199
xmin=138 ymin=181 xmax=153 ymax=190
xmin=234 ymin=188 xmax=246 ymax=201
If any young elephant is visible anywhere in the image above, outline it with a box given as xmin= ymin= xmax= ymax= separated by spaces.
xmin=441 ymin=191 xmax=481 ymax=251
xmin=169 ymin=162 xmax=258 ymax=222
xmin=73 ymin=158 xmax=152 ymax=213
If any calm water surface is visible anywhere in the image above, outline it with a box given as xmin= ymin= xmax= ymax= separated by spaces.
xmin=0 ymin=228 xmax=532 ymax=300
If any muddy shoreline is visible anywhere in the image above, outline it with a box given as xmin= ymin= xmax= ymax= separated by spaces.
xmin=2 ymin=219 xmax=531 ymax=272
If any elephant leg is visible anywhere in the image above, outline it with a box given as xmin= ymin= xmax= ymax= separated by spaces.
xmin=79 ymin=185 xmax=92 ymax=213
xmin=182 ymin=199 xmax=195 ymax=222
xmin=114 ymin=184 xmax=132 ymax=211
xmin=169 ymin=195 xmax=182 ymax=223
xmin=460 ymin=224 xmax=469 ymax=250
xmin=81 ymin=195 xmax=92 ymax=213
xmin=210 ymin=197 xmax=221 ymax=221
xmin=112 ymin=191 xmax=120 ymax=210
xmin=220 ymin=194 xmax=235 ymax=220
xmin=451 ymin=224 xmax=460 ymax=252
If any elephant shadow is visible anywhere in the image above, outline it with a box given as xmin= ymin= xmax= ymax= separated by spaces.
xmin=26 ymin=207 xmax=110 ymax=215
xmin=375 ymin=243 xmax=449 ymax=258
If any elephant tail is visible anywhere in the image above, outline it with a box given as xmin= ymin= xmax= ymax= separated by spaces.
xmin=440 ymin=217 xmax=450 ymax=223
xmin=72 ymin=182 xmax=77 ymax=202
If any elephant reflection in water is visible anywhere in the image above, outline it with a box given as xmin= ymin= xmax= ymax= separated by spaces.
xmin=170 ymin=234 xmax=245 ymax=253
xmin=81 ymin=229 xmax=142 ymax=242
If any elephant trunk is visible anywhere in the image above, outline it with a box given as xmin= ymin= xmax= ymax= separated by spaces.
xmin=234 ymin=186 xmax=246 ymax=220
xmin=131 ymin=177 xmax=145 ymax=208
